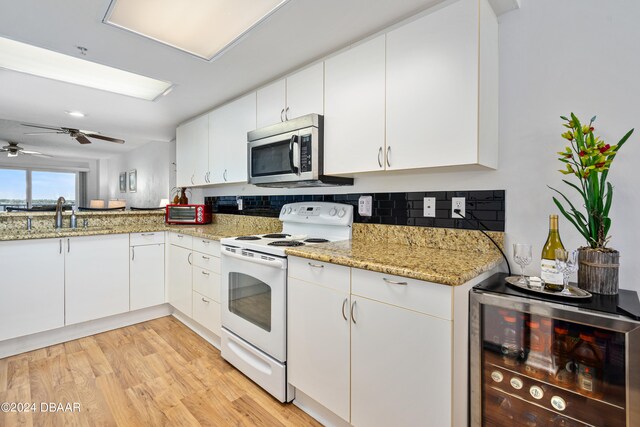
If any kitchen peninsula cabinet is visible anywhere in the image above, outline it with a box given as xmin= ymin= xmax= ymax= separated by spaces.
xmin=0 ymin=238 xmax=64 ymax=341
xmin=256 ymin=62 xmax=324 ymax=128
xmin=65 ymin=234 xmax=130 ymax=325
xmin=208 ymin=92 xmax=256 ymax=184
xmin=176 ymin=113 xmax=209 ymax=187
xmin=130 ymin=232 xmax=165 ymax=311
xmin=288 ymin=256 xmax=476 ymax=427
xmin=323 ymin=35 xmax=386 ymax=175
xmin=385 ymin=0 xmax=498 ymax=170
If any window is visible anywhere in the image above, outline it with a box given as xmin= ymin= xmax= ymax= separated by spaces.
xmin=0 ymin=169 xmax=27 ymax=210
xmin=0 ymin=168 xmax=81 ymax=211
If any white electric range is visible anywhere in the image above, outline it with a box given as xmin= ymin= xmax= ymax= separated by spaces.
xmin=219 ymin=202 xmax=353 ymax=402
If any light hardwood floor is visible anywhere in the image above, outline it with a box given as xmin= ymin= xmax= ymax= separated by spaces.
xmin=0 ymin=316 xmax=322 ymax=427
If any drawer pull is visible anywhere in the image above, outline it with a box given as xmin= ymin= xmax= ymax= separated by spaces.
xmin=201 ymin=271 xmax=210 ymax=276
xmin=383 ymin=278 xmax=408 ymax=286
xmin=342 ymin=298 xmax=348 ymax=321
xmin=141 ymin=233 xmax=154 ymax=236
xmin=201 ymin=298 xmax=210 ymax=303
xmin=202 ymin=256 xmax=210 ymax=260
xmin=308 ymin=262 xmax=324 ymax=268
xmin=202 ymin=240 xmax=209 ymax=244
xmin=177 ymin=234 xmax=183 ymax=238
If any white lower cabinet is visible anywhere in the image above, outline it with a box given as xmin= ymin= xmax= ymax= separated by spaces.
xmin=130 ymin=243 xmax=165 ymax=311
xmin=0 ymin=238 xmax=65 ymax=341
xmin=288 ymin=277 xmax=351 ymax=421
xmin=167 ymin=243 xmax=193 ymax=316
xmin=65 ymin=234 xmax=130 ymax=325
xmin=288 ymin=256 xmax=459 ymax=426
xmin=350 ymin=295 xmax=452 ymax=427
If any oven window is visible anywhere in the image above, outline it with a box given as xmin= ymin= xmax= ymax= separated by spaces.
xmin=168 ymin=206 xmax=195 ymax=220
xmin=251 ymin=139 xmax=294 ymax=177
xmin=228 ymin=272 xmax=271 ymax=331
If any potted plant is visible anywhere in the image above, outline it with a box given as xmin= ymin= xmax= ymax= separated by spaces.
xmin=550 ymin=113 xmax=633 ymax=294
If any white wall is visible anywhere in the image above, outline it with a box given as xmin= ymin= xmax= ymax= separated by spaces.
xmin=107 ymin=141 xmax=172 ymax=207
xmin=200 ymin=0 xmax=640 ymax=292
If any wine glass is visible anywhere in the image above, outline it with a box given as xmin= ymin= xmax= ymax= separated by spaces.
xmin=555 ymin=249 xmax=579 ymax=296
xmin=513 ymin=244 xmax=533 ymax=286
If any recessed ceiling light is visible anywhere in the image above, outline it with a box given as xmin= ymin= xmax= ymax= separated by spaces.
xmin=103 ymin=0 xmax=290 ymax=61
xmin=0 ymin=36 xmax=173 ymax=101
xmin=66 ymin=111 xmax=86 ymax=118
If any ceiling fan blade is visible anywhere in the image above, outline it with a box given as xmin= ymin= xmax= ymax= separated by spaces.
xmin=75 ymin=134 xmax=92 ymax=144
xmin=24 ymin=131 xmax=66 ymax=135
xmin=84 ymin=133 xmax=125 ymax=144
xmin=22 ymin=149 xmax=45 ymax=155
xmin=25 ymin=151 xmax=53 ymax=158
xmin=21 ymin=123 xmax=62 ymax=131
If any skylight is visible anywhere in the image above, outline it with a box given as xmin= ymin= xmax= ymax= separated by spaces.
xmin=0 ymin=37 xmax=173 ymax=101
xmin=103 ymin=0 xmax=289 ymax=61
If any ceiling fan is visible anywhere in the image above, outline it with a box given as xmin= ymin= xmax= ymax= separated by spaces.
xmin=1 ymin=142 xmax=51 ymax=158
xmin=22 ymin=124 xmax=125 ymax=145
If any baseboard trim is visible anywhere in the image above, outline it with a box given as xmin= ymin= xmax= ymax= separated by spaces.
xmin=293 ymin=390 xmax=352 ymax=427
xmin=0 ymin=304 xmax=172 ymax=358
xmin=171 ymin=310 xmax=221 ymax=350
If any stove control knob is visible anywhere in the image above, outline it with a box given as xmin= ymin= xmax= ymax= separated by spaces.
xmin=286 ymin=207 xmax=292 ymax=214
xmin=338 ymin=208 xmax=346 ymax=218
xmin=329 ymin=208 xmax=337 ymax=216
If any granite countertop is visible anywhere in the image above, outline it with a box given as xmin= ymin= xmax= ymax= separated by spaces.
xmin=285 ymin=239 xmax=503 ymax=286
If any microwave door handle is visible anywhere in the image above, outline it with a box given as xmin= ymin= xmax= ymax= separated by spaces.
xmin=289 ymin=135 xmax=299 ymax=175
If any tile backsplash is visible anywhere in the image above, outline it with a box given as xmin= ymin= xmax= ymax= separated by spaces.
xmin=205 ymin=190 xmax=505 ymax=232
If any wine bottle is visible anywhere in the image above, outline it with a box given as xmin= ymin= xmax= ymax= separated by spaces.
xmin=541 ymin=214 xmax=565 ymax=291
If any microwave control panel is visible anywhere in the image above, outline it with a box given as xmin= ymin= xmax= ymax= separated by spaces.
xmin=300 ymin=134 xmax=312 ymax=172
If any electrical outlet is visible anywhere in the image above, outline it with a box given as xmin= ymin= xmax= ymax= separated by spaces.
xmin=358 ymin=195 xmax=373 ymax=216
xmin=423 ymin=197 xmax=436 ymax=217
xmin=236 ymin=197 xmax=243 ymax=211
xmin=451 ymin=197 xmax=465 ymax=218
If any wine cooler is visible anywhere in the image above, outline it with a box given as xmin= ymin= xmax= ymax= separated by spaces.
xmin=470 ymin=274 xmax=640 ymax=427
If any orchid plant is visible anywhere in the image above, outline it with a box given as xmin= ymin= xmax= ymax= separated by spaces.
xmin=550 ymin=113 xmax=633 ymax=249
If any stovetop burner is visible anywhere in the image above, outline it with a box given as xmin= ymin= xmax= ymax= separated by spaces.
xmin=263 ymin=233 xmax=290 ymax=239
xmin=268 ymin=240 xmax=305 ymax=247
xmin=235 ymin=236 xmax=261 ymax=241
xmin=305 ymin=238 xmax=329 ymax=243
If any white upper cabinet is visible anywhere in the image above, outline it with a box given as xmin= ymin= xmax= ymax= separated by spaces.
xmin=386 ymin=0 xmax=498 ymax=170
xmin=256 ymin=62 xmax=324 ymax=128
xmin=324 ymin=35 xmax=386 ymax=175
xmin=209 ymin=92 xmax=257 ymax=184
xmin=176 ymin=114 xmax=209 ymax=187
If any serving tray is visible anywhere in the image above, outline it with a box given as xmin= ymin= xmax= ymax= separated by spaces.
xmin=505 ymin=276 xmax=592 ymax=299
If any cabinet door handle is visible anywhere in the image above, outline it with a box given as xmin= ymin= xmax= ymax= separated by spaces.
xmin=285 ymin=106 xmax=290 ymax=121
xmin=386 ymin=146 xmax=391 ymax=167
xmin=378 ymin=147 xmax=383 ymax=167
xmin=67 ymin=238 xmax=70 ymax=253
xmin=59 ymin=239 xmax=62 ymax=254
xmin=350 ymin=301 xmax=357 ymax=324
xmin=342 ymin=298 xmax=348 ymax=321
xmin=308 ymin=262 xmax=324 ymax=268
xmin=132 ymin=247 xmax=135 ymax=261
xmin=383 ymin=277 xmax=408 ymax=286
xmin=223 ymin=169 xmax=228 ymax=182
xmin=188 ymin=253 xmax=192 ymax=265
xmin=280 ymin=108 xmax=285 ymax=122
xmin=201 ymin=297 xmax=210 ymax=303
xmin=201 ymin=271 xmax=210 ymax=276
xmin=191 ymin=174 xmax=195 ymax=185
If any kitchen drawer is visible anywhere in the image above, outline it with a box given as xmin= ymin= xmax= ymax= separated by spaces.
xmin=193 ymin=291 xmax=221 ymax=335
xmin=193 ymin=251 xmax=220 ymax=273
xmin=288 ymin=256 xmax=350 ymax=293
xmin=351 ymin=268 xmax=452 ymax=320
xmin=130 ymin=231 xmax=165 ymax=246
xmin=168 ymin=232 xmax=193 ymax=249
xmin=193 ymin=238 xmax=220 ymax=257
xmin=193 ymin=266 xmax=220 ymax=302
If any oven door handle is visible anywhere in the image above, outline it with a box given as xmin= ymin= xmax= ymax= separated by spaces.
xmin=289 ymin=135 xmax=299 ymax=175
xmin=222 ymin=247 xmax=286 ymax=269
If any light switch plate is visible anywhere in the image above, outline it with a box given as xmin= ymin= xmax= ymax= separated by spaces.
xmin=423 ymin=197 xmax=435 ymax=217
xmin=358 ymin=195 xmax=373 ymax=216
xmin=236 ymin=197 xmax=243 ymax=211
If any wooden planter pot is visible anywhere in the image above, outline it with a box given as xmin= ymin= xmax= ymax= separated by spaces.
xmin=577 ymin=248 xmax=620 ymax=295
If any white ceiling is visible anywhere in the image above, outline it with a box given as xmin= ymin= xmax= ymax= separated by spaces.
xmin=0 ymin=0 xmax=444 ymax=160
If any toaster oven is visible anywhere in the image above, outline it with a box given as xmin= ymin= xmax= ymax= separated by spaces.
xmin=165 ymin=204 xmax=212 ymax=224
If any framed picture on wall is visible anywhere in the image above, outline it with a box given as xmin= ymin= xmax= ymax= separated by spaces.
xmin=119 ymin=172 xmax=127 ymax=193
xmin=129 ymin=169 xmax=137 ymax=192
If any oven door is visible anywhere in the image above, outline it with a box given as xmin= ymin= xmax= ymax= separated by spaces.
xmin=221 ymin=246 xmax=287 ymax=362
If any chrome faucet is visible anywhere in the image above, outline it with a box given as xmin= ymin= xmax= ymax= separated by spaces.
xmin=55 ymin=196 xmax=66 ymax=229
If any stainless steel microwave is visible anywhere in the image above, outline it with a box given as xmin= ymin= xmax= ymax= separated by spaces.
xmin=247 ymin=114 xmax=353 ymax=188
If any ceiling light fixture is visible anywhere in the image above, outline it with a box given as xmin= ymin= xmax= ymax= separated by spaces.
xmin=0 ymin=36 xmax=173 ymax=101
xmin=103 ymin=0 xmax=290 ymax=61
xmin=66 ymin=111 xmax=86 ymax=118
